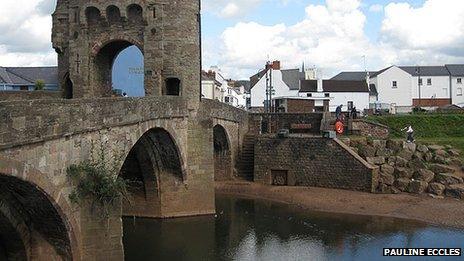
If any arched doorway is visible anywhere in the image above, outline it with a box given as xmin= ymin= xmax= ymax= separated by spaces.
xmin=0 ymin=175 xmax=73 ymax=260
xmin=213 ymin=125 xmax=232 ymax=181
xmin=119 ymin=128 xmax=183 ymax=217
xmin=93 ymin=40 xmax=144 ymax=97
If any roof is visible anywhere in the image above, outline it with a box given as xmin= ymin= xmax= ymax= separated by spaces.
xmin=281 ymin=69 xmax=304 ymax=90
xmin=445 ymin=64 xmax=464 ymax=77
xmin=201 ymin=71 xmax=221 ymax=86
xmin=399 ymin=66 xmax=450 ymax=76
xmin=369 ymin=84 xmax=378 ymax=95
xmin=249 ymin=69 xmax=268 ymax=90
xmin=234 ymin=80 xmax=251 ymax=92
xmin=370 ymin=66 xmax=393 ymax=78
xmin=331 ymin=71 xmax=374 ymax=81
xmin=299 ymin=80 xmax=318 ymax=92
xmin=322 ymin=80 xmax=369 ymax=93
xmin=0 ymin=66 xmax=58 ymax=85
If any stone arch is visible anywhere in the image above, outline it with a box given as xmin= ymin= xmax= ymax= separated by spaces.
xmin=165 ymin=77 xmax=181 ymax=96
xmin=63 ymin=72 xmax=73 ymax=99
xmin=92 ymin=39 xmax=144 ymax=96
xmin=85 ymin=6 xmax=101 ymax=25
xmin=0 ymin=157 xmax=80 ymax=260
xmin=213 ymin=124 xmax=232 ymax=181
xmin=119 ymin=127 xmax=185 ymax=217
xmin=127 ymin=4 xmax=143 ymax=23
xmin=106 ymin=5 xmax=121 ymax=24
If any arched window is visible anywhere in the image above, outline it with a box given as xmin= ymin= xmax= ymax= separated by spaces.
xmin=166 ymin=78 xmax=181 ymax=96
xmin=85 ymin=6 xmax=101 ymax=25
xmin=106 ymin=5 xmax=121 ymax=24
xmin=127 ymin=4 xmax=143 ymax=22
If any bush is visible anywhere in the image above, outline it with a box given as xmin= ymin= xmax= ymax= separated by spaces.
xmin=34 ymin=80 xmax=45 ymax=91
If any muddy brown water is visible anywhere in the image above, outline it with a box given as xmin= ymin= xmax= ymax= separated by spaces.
xmin=123 ymin=194 xmax=464 ymax=260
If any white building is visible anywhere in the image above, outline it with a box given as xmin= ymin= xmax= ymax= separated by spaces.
xmin=445 ymin=65 xmax=464 ymax=107
xmin=201 ymin=70 xmax=223 ymax=101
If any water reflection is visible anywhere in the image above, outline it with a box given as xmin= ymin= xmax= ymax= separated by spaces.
xmin=123 ymin=194 xmax=464 ymax=260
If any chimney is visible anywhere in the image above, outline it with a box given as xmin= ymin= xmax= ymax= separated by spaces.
xmin=272 ymin=61 xmax=281 ymax=70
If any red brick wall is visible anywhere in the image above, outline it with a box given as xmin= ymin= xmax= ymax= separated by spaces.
xmin=287 ymin=99 xmax=315 ymax=113
xmin=413 ymin=99 xmax=451 ymax=107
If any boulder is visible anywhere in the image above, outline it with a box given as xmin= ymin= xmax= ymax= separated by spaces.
xmin=429 ymin=164 xmax=455 ymax=174
xmin=379 ymin=184 xmax=393 ymax=194
xmin=395 ymin=156 xmax=408 ymax=168
xmin=428 ymin=145 xmax=445 ymax=151
xmin=387 ymin=156 xmax=396 ymax=166
xmin=408 ymin=180 xmax=428 ymax=194
xmin=380 ymin=172 xmax=395 ymax=186
xmin=428 ymin=183 xmax=446 ymax=196
xmin=394 ymin=178 xmax=411 ymax=192
xmin=417 ymin=144 xmax=429 ymax=153
xmin=445 ymin=145 xmax=453 ymax=150
xmin=435 ymin=173 xmax=463 ymax=185
xmin=387 ymin=139 xmax=403 ymax=152
xmin=403 ymin=142 xmax=417 ymax=152
xmin=424 ymin=152 xmax=433 ymax=162
xmin=358 ymin=145 xmax=376 ymax=158
xmin=367 ymin=156 xmax=386 ymax=166
xmin=398 ymin=149 xmax=414 ymax=161
xmin=376 ymin=148 xmax=390 ymax=157
xmin=351 ymin=138 xmax=367 ymax=147
xmin=413 ymin=152 xmax=424 ymax=160
xmin=414 ymin=169 xmax=435 ymax=183
xmin=435 ymin=149 xmax=448 ymax=157
xmin=370 ymin=139 xmax=387 ymax=150
xmin=381 ymin=164 xmax=395 ymax=176
xmin=449 ymin=158 xmax=463 ymax=167
xmin=448 ymin=149 xmax=461 ymax=157
xmin=408 ymin=158 xmax=427 ymax=170
xmin=446 ymin=184 xmax=464 ymax=199
xmin=395 ymin=167 xmax=413 ymax=179
xmin=433 ymin=155 xmax=448 ymax=164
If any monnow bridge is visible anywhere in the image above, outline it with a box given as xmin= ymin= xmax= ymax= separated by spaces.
xmin=0 ymin=0 xmax=248 ymax=260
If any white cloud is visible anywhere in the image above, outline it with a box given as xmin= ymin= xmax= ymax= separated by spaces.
xmin=369 ymin=4 xmax=384 ymax=13
xmin=202 ymin=0 xmax=262 ymax=18
xmin=0 ymin=0 xmax=57 ymax=66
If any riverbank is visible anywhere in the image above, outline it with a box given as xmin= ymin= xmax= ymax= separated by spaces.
xmin=216 ymin=181 xmax=464 ymax=229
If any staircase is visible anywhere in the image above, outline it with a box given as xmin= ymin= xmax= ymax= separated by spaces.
xmin=239 ymin=134 xmax=256 ymax=181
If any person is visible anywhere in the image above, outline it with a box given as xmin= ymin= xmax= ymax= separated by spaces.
xmin=401 ymin=125 xmax=415 ymax=143
xmin=123 ymin=92 xmax=128 ymax=97
xmin=351 ymin=106 xmax=358 ymax=119
xmin=335 ymin=104 xmax=343 ymax=120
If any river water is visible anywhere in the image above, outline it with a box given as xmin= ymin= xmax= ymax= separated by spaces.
xmin=123 ymin=194 xmax=464 ymax=261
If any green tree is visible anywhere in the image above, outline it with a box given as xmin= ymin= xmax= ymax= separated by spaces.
xmin=34 ymin=79 xmax=45 ymax=91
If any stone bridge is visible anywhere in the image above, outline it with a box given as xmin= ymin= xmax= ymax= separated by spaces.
xmin=0 ymin=97 xmax=247 ymax=260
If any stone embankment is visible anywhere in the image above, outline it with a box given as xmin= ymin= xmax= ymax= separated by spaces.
xmin=340 ymin=137 xmax=464 ymax=199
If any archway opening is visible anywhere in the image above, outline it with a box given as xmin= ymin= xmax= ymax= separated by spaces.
xmin=166 ymin=78 xmax=181 ymax=96
xmin=0 ymin=175 xmax=73 ymax=260
xmin=63 ymin=73 xmax=73 ymax=99
xmin=119 ymin=128 xmax=183 ymax=217
xmin=94 ymin=40 xmax=144 ymax=97
xmin=85 ymin=6 xmax=101 ymax=25
xmin=213 ymin=125 xmax=232 ymax=181
xmin=127 ymin=4 xmax=143 ymax=23
xmin=106 ymin=5 xmax=121 ymax=24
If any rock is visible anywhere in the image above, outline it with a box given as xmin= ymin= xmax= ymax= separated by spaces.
xmin=417 ymin=144 xmax=429 ymax=153
xmin=358 ymin=145 xmax=376 ymax=158
xmin=387 ymin=156 xmax=396 ymax=166
xmin=433 ymin=155 xmax=448 ymax=164
xmin=408 ymin=158 xmax=427 ymax=170
xmin=367 ymin=156 xmax=386 ymax=166
xmin=403 ymin=142 xmax=417 ymax=152
xmin=395 ymin=178 xmax=411 ymax=192
xmin=380 ymin=172 xmax=395 ymax=186
xmin=429 ymin=164 xmax=456 ymax=174
xmin=398 ymin=149 xmax=414 ymax=161
xmin=428 ymin=182 xmax=446 ymax=196
xmin=381 ymin=164 xmax=395 ymax=176
xmin=424 ymin=152 xmax=433 ymax=162
xmin=446 ymin=184 xmax=464 ymax=199
xmin=448 ymin=149 xmax=461 ymax=157
xmin=369 ymin=139 xmax=387 ymax=149
xmin=408 ymin=180 xmax=428 ymax=194
xmin=414 ymin=169 xmax=435 ymax=183
xmin=376 ymin=148 xmax=390 ymax=157
xmin=395 ymin=156 xmax=408 ymax=168
xmin=387 ymin=139 xmax=403 ymax=152
xmin=351 ymin=138 xmax=367 ymax=147
xmin=435 ymin=173 xmax=463 ymax=185
xmin=445 ymin=145 xmax=453 ymax=150
xmin=428 ymin=145 xmax=445 ymax=151
xmin=413 ymin=152 xmax=424 ymax=160
xmin=379 ymin=184 xmax=393 ymax=194
xmin=340 ymin=138 xmax=351 ymax=146
xmin=449 ymin=158 xmax=463 ymax=166
xmin=435 ymin=149 xmax=448 ymax=157
xmin=395 ymin=167 xmax=413 ymax=179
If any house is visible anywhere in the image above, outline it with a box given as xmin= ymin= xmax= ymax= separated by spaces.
xmin=201 ymin=70 xmax=223 ymax=101
xmin=445 ymin=64 xmax=464 ymax=107
xmin=0 ymin=67 xmax=59 ymax=91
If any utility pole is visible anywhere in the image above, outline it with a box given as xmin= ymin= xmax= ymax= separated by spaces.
xmin=265 ymin=61 xmax=270 ymax=113
xmin=416 ymin=66 xmax=421 ymax=108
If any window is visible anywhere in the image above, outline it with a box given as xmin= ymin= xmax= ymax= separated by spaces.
xmin=392 ymin=81 xmax=397 ymax=88
xmin=427 ymin=78 xmax=432 ymax=85
xmin=224 ymin=97 xmax=230 ymax=103
xmin=347 ymin=101 xmax=354 ymax=111
xmin=246 ymin=97 xmax=251 ymax=107
xmin=20 ymin=86 xmax=28 ymax=91
xmin=165 ymin=78 xmax=180 ymax=96
xmin=307 ymin=93 xmax=312 ymax=97
xmin=458 ymin=88 xmax=463 ymax=96
xmin=324 ymin=93 xmax=330 ymax=97
xmin=418 ymin=78 xmax=423 ymax=86
xmin=458 ymin=78 xmax=462 ymax=84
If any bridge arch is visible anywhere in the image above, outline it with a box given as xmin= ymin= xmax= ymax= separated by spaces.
xmin=0 ymin=157 xmax=79 ymax=261
xmin=213 ymin=124 xmax=232 ymax=181
xmin=119 ymin=127 xmax=185 ymax=217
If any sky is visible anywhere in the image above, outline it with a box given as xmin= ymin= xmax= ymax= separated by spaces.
xmin=1 ymin=0 xmax=464 ymax=87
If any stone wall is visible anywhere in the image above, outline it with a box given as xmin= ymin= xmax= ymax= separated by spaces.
xmin=0 ymin=91 xmax=62 ymax=101
xmin=248 ymin=113 xmax=323 ymax=135
xmin=350 ymin=119 xmax=390 ymax=139
xmin=254 ymin=136 xmax=378 ymax=192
